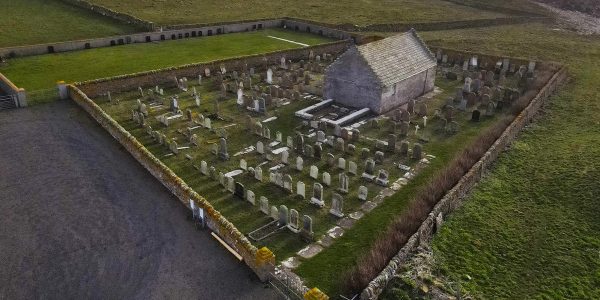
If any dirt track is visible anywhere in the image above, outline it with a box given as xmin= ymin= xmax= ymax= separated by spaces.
xmin=0 ymin=100 xmax=278 ymax=299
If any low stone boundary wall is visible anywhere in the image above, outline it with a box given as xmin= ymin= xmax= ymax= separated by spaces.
xmin=280 ymin=16 xmax=550 ymax=33
xmin=58 ymin=0 xmax=154 ymax=31
xmin=75 ymin=40 xmax=352 ymax=97
xmin=360 ymin=65 xmax=568 ymax=299
xmin=0 ymin=19 xmax=283 ymax=58
xmin=360 ymin=16 xmax=551 ymax=32
xmin=68 ymin=85 xmax=275 ymax=281
xmin=0 ymin=72 xmax=27 ymax=107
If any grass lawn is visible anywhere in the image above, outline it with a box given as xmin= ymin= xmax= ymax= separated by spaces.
xmin=0 ymin=29 xmax=333 ymax=91
xmin=89 ymin=0 xmax=508 ymax=26
xmin=0 ymin=0 xmax=137 ymax=48
xmin=383 ymin=23 xmax=600 ymax=299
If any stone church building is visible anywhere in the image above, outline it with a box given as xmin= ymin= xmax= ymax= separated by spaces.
xmin=323 ymin=29 xmax=437 ymax=114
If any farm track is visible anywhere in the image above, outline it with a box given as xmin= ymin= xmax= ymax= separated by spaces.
xmin=0 ymin=100 xmax=278 ymax=299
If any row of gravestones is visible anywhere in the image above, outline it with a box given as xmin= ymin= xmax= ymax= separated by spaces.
xmin=198 ymin=158 xmax=315 ymax=240
xmin=239 ymin=156 xmax=369 ymax=199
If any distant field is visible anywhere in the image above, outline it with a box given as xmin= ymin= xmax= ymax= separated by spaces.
xmin=0 ymin=0 xmax=136 ymax=48
xmin=0 ymin=29 xmax=333 ymax=91
xmin=89 ymin=0 xmax=507 ymax=26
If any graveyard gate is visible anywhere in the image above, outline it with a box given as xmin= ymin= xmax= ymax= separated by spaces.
xmin=0 ymin=94 xmax=17 ymax=110
xmin=268 ymin=266 xmax=304 ymax=300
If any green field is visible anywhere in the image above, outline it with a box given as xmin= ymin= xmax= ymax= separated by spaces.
xmin=382 ymin=24 xmax=600 ymax=299
xmin=0 ymin=29 xmax=333 ymax=91
xmin=0 ymin=0 xmax=136 ymax=48
xmin=89 ymin=0 xmax=508 ymax=26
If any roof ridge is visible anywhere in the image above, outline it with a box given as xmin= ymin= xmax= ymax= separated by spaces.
xmin=409 ymin=28 xmax=436 ymax=62
xmin=353 ymin=29 xmax=437 ymax=87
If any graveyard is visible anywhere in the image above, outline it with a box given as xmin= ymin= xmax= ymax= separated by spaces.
xmin=2 ymin=1 xmax=599 ymax=299
xmin=90 ymin=42 xmax=547 ymax=265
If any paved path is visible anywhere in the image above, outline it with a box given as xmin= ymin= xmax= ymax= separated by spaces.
xmin=0 ymin=101 xmax=279 ymax=299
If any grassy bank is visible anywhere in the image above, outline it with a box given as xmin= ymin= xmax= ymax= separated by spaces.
xmin=0 ymin=0 xmax=136 ymax=48
xmin=0 ymin=29 xmax=332 ymax=91
xmin=383 ymin=23 xmax=600 ymax=299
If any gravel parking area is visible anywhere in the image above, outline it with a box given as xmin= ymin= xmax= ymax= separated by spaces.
xmin=0 ymin=100 xmax=278 ymax=299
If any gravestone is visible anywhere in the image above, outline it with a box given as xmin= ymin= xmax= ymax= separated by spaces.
xmin=335 ymin=138 xmax=345 ymax=152
xmin=296 ymin=156 xmax=304 ymax=171
xmin=278 ymin=206 xmax=289 ymax=225
xmin=375 ymin=170 xmax=389 ymax=186
xmin=218 ymin=138 xmax=229 ymax=161
xmin=471 ymin=109 xmax=481 ymax=122
xmin=317 ymin=131 xmax=326 ymax=142
xmin=256 ymin=141 xmax=264 ymax=154
xmin=338 ymin=173 xmax=349 ymax=194
xmin=297 ymin=181 xmax=306 ymax=199
xmin=362 ymin=159 xmax=376 ymax=181
xmin=288 ymin=209 xmax=300 ymax=232
xmin=358 ymin=186 xmax=368 ymax=201
xmin=260 ymin=197 xmax=269 ymax=214
xmin=200 ymin=160 xmax=208 ymax=175
xmin=463 ymin=77 xmax=472 ymax=93
xmin=255 ymin=166 xmax=263 ymax=181
xmin=352 ymin=129 xmax=360 ymax=142
xmin=413 ymin=143 xmax=423 ymax=160
xmin=283 ymin=175 xmax=293 ymax=193
xmin=399 ymin=122 xmax=409 ymax=136
xmin=486 ymin=101 xmax=496 ymax=116
xmin=322 ymin=172 xmax=331 ymax=186
xmin=234 ymin=182 xmax=245 ymax=199
xmin=240 ymin=159 xmax=247 ymax=170
xmin=314 ymin=143 xmax=322 ymax=159
xmin=270 ymin=206 xmax=279 ymax=221
xmin=361 ymin=148 xmax=370 ymax=159
xmin=227 ymin=176 xmax=235 ymax=193
xmin=310 ymin=165 xmax=319 ymax=179
xmin=329 ymin=193 xmax=344 ymax=218
xmin=310 ymin=183 xmax=325 ymax=207
xmin=348 ymin=161 xmax=358 ymax=175
xmin=374 ymin=151 xmax=384 ymax=164
xmin=281 ymin=150 xmax=289 ymax=164
xmin=300 ymin=215 xmax=314 ymax=240
xmin=304 ymin=144 xmax=314 ymax=158
xmin=388 ymin=134 xmax=397 ymax=152
xmin=327 ymin=153 xmax=336 ymax=167
xmin=245 ymin=189 xmax=256 ymax=205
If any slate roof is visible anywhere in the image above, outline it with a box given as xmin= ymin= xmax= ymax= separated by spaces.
xmin=357 ymin=29 xmax=437 ymax=87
